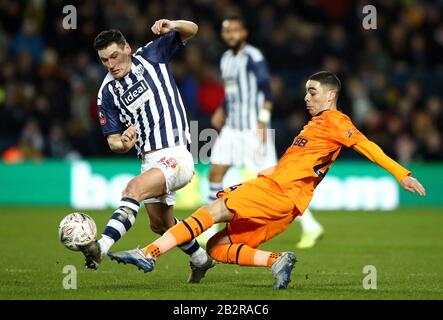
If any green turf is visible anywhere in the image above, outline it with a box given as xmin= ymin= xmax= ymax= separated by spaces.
xmin=0 ymin=206 xmax=442 ymax=300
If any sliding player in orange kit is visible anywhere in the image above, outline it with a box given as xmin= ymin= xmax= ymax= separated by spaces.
xmin=107 ymin=71 xmax=426 ymax=289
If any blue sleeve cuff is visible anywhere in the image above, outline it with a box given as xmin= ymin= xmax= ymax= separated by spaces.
xmin=259 ymin=81 xmax=273 ymax=102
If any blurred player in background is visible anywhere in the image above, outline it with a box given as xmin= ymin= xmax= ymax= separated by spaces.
xmin=80 ymin=19 xmax=215 ymax=283
xmin=107 ymin=71 xmax=426 ymax=289
xmin=202 ymin=15 xmax=324 ymax=249
xmin=200 ymin=15 xmax=276 ymax=242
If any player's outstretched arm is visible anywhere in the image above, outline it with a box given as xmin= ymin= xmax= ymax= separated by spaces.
xmin=151 ymin=19 xmax=198 ymax=41
xmin=107 ymin=125 xmax=137 ymax=153
xmin=352 ymin=140 xmax=426 ymax=196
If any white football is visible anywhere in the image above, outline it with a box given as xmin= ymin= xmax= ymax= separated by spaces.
xmin=59 ymin=212 xmax=97 ymax=251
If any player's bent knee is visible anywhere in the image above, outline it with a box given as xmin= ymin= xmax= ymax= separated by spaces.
xmin=123 ymin=179 xmax=144 ymax=201
xmin=149 ymin=223 xmax=168 ymax=235
xmin=202 ymin=198 xmax=234 ymax=223
xmin=206 ymin=236 xmax=218 ymax=254
xmin=125 ymin=172 xmax=167 ymax=201
xmin=207 ymin=229 xmax=231 ymax=260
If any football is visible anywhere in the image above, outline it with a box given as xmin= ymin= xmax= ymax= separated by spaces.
xmin=58 ymin=212 xmax=97 ymax=251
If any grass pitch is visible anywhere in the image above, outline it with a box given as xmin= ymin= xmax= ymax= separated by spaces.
xmin=0 ymin=206 xmax=442 ymax=300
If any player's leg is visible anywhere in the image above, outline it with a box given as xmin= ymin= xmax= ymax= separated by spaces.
xmin=108 ymin=177 xmax=297 ymax=288
xmin=206 ymin=126 xmax=233 ymax=204
xmin=108 ymin=198 xmax=233 ymax=272
xmin=144 ymin=202 xmax=213 ymax=282
xmin=206 ymin=228 xmax=296 ymax=289
xmin=206 ymin=228 xmax=282 ymax=267
xmin=144 ymin=145 xmax=217 ymax=281
xmin=198 ymin=164 xmax=230 ymax=244
xmin=211 ymin=176 xmax=297 ymax=289
xmin=296 ymin=207 xmax=324 ymax=249
xmin=208 ymin=164 xmax=231 ymax=202
xmin=80 ymin=167 xmax=167 ymax=270
xmin=200 ymin=125 xmax=234 ymax=245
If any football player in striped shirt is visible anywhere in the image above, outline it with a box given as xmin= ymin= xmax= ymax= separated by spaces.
xmin=80 ymin=19 xmax=214 ymax=283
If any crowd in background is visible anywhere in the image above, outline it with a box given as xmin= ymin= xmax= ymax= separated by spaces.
xmin=1 ymin=0 xmax=442 ymax=163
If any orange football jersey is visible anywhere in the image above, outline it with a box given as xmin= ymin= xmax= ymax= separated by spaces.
xmin=260 ymin=109 xmax=368 ymax=213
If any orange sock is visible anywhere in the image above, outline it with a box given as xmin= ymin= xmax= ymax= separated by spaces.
xmin=169 ymin=208 xmax=214 ymax=243
xmin=142 ymin=208 xmax=214 ymax=258
xmin=267 ymin=252 xmax=282 ymax=267
xmin=143 ymin=244 xmax=161 ymax=258
xmin=209 ymin=243 xmax=278 ymax=267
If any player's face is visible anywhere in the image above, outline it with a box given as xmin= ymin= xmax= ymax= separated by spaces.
xmin=221 ymin=20 xmax=247 ymax=50
xmin=304 ymin=80 xmax=336 ymax=116
xmin=98 ymin=42 xmax=132 ymax=79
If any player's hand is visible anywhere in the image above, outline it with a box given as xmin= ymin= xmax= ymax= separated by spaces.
xmin=151 ymin=19 xmax=176 ymax=35
xmin=401 ymin=176 xmax=426 ymax=196
xmin=211 ymin=107 xmax=225 ymax=130
xmin=121 ymin=125 xmax=137 ymax=150
xmin=257 ymin=121 xmax=267 ymax=144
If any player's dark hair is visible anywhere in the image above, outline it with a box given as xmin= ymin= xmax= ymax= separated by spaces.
xmin=93 ymin=29 xmax=127 ymax=51
xmin=309 ymin=71 xmax=341 ymax=99
xmin=223 ymin=14 xmax=247 ymax=29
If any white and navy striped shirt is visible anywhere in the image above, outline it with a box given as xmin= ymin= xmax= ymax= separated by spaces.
xmin=220 ymin=44 xmax=272 ymax=130
xmin=97 ymin=31 xmax=191 ymax=157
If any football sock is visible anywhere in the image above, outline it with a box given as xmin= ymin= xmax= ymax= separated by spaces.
xmin=209 ymin=243 xmax=255 ymax=265
xmin=141 ymin=243 xmax=208 ymax=265
xmin=298 ymin=208 xmax=322 ymax=233
xmin=209 ymin=243 xmax=281 ymax=267
xmin=142 ymin=208 xmax=214 ymax=258
xmin=99 ymin=197 xmax=140 ymax=254
xmin=97 ymin=235 xmax=114 ymax=255
xmin=267 ymin=252 xmax=282 ymax=267
xmin=208 ymin=182 xmax=223 ymax=202
xmin=174 ymin=217 xmax=208 ymax=266
xmin=190 ymin=247 xmax=209 ymax=266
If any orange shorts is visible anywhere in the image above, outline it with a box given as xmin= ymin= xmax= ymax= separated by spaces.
xmin=222 ymin=176 xmax=300 ymax=248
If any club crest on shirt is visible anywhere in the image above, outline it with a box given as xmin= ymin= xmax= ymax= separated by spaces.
xmin=134 ymin=64 xmax=145 ymax=77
